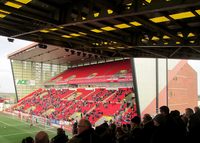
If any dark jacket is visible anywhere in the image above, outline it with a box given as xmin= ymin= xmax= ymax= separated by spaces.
xmin=51 ymin=134 xmax=68 ymax=143
xmin=68 ymin=128 xmax=101 ymax=143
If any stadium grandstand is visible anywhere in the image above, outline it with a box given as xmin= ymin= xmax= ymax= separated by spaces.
xmin=0 ymin=0 xmax=200 ymax=143
xmin=7 ymin=43 xmax=137 ymax=126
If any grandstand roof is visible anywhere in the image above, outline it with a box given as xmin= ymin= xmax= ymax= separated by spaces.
xmin=1 ymin=0 xmax=200 ymax=59
xmin=7 ymin=43 xmax=103 ymax=65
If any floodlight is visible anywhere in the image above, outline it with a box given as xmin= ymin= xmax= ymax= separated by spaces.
xmin=7 ymin=38 xmax=14 ymax=42
xmin=38 ymin=43 xmax=47 ymax=49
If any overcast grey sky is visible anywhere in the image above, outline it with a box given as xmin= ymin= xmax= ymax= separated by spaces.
xmin=0 ymin=35 xmax=200 ymax=94
xmin=0 ymin=36 xmax=32 ymax=93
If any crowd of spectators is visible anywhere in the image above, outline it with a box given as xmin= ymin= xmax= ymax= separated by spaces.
xmin=17 ymin=88 xmax=134 ymax=124
xmin=22 ymin=105 xmax=200 ymax=143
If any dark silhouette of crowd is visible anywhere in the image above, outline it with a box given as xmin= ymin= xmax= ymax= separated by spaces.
xmin=21 ymin=105 xmax=200 ymax=143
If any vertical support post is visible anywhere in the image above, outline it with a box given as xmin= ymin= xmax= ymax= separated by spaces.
xmin=156 ymin=58 xmax=159 ymax=114
xmin=131 ymin=58 xmax=140 ymax=116
xmin=10 ymin=60 xmax=18 ymax=103
xmin=166 ymin=58 xmax=168 ymax=106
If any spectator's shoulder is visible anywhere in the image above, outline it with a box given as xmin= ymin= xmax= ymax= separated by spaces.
xmin=68 ymin=136 xmax=82 ymax=143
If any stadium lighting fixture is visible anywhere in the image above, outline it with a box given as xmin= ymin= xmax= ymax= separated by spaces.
xmin=38 ymin=44 xmax=47 ymax=49
xmin=114 ymin=23 xmax=131 ymax=29
xmin=49 ymin=28 xmax=58 ymax=31
xmin=62 ymin=35 xmax=72 ymax=38
xmin=126 ymin=3 xmax=132 ymax=6
xmin=70 ymin=33 xmax=81 ymax=37
xmin=7 ymin=37 xmax=14 ymax=42
xmin=126 ymin=3 xmax=132 ymax=10
xmin=15 ymin=0 xmax=32 ymax=4
xmin=0 ymin=9 xmax=11 ymax=14
xmin=177 ymin=32 xmax=183 ymax=37
xmin=149 ymin=16 xmax=170 ymax=23
xmin=152 ymin=36 xmax=159 ymax=41
xmin=107 ymin=9 xmax=113 ymax=14
xmin=195 ymin=9 xmax=200 ymax=15
xmin=77 ymin=52 xmax=81 ymax=56
xmin=71 ymin=50 xmax=75 ymax=55
xmin=130 ymin=21 xmax=142 ymax=26
xmin=108 ymin=47 xmax=115 ymax=50
xmin=104 ymin=42 xmax=108 ymax=45
xmin=91 ymin=29 xmax=103 ymax=33
xmin=40 ymin=29 xmax=49 ymax=33
xmin=83 ymin=53 xmax=86 ymax=57
xmin=141 ymin=39 xmax=148 ymax=43
xmin=117 ymin=46 xmax=125 ymax=49
xmin=94 ymin=12 xmax=100 ymax=17
xmin=64 ymin=48 xmax=69 ymax=52
xmin=145 ymin=0 xmax=152 ymax=3
xmin=79 ymin=32 xmax=87 ymax=35
xmin=0 ymin=14 xmax=6 ymax=18
xmin=101 ymin=26 xmax=116 ymax=31
xmin=169 ymin=11 xmax=195 ymax=20
xmin=163 ymin=35 xmax=170 ymax=39
xmin=188 ymin=33 xmax=195 ymax=37
xmin=5 ymin=1 xmax=22 ymax=9
xmin=176 ymin=41 xmax=181 ymax=44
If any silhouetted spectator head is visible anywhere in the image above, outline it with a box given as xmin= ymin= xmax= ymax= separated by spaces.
xmin=77 ymin=118 xmax=92 ymax=134
xmin=131 ymin=116 xmax=141 ymax=128
xmin=185 ymin=108 xmax=194 ymax=119
xmin=51 ymin=128 xmax=68 ymax=143
xmin=159 ymin=106 xmax=170 ymax=116
xmin=35 ymin=131 xmax=49 ymax=143
xmin=57 ymin=128 xmax=65 ymax=135
xmin=194 ymin=106 xmax=200 ymax=113
xmin=131 ymin=116 xmax=141 ymax=124
xmin=22 ymin=137 xmax=34 ymax=143
xmin=153 ymin=114 xmax=166 ymax=126
xmin=126 ymin=124 xmax=131 ymax=131
xmin=170 ymin=110 xmax=180 ymax=118
xmin=22 ymin=139 xmax=26 ymax=143
xmin=142 ymin=114 xmax=152 ymax=125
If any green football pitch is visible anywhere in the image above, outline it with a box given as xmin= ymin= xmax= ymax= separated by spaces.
xmin=0 ymin=112 xmax=57 ymax=143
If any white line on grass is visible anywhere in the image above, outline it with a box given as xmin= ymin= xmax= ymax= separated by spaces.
xmin=0 ymin=131 xmax=38 ymax=137
xmin=0 ymin=126 xmax=56 ymax=138
xmin=0 ymin=120 xmax=11 ymax=126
